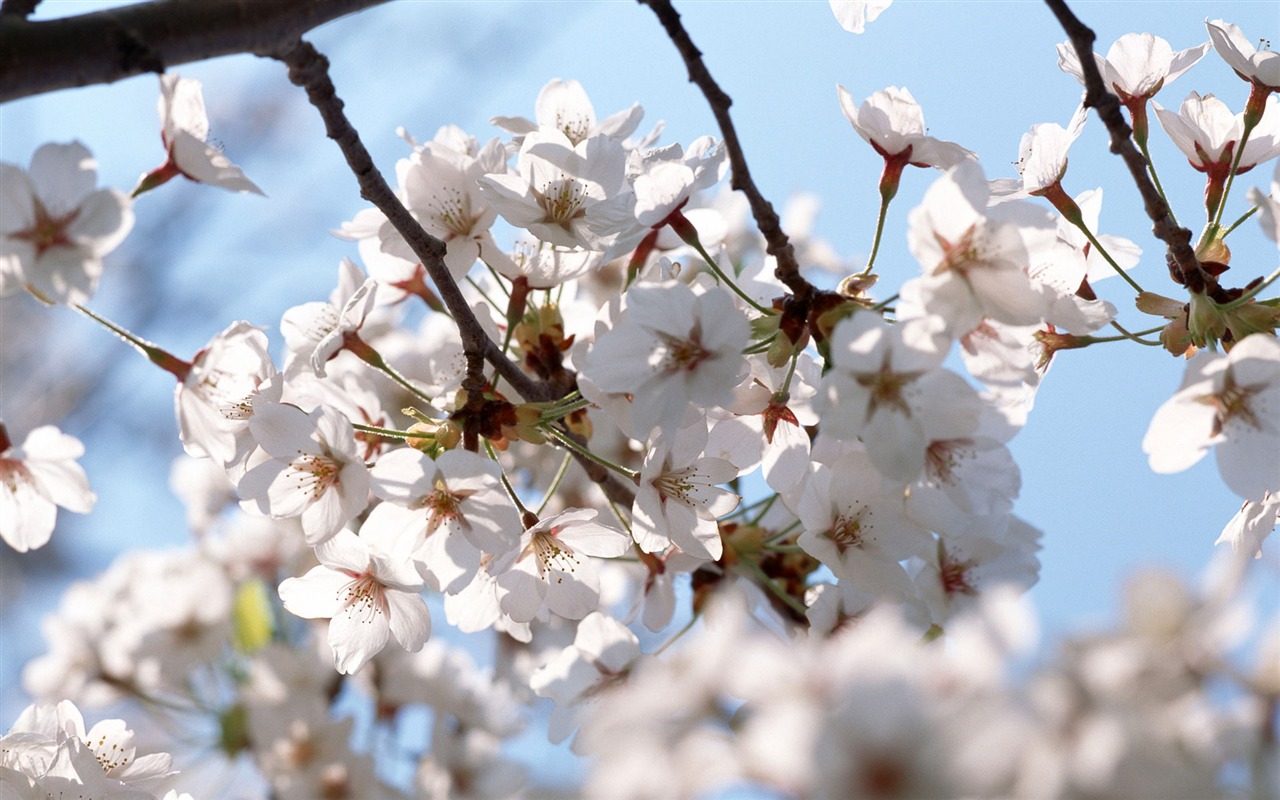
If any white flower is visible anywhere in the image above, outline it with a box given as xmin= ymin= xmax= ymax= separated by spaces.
xmin=490 ymin=78 xmax=643 ymax=147
xmin=1215 ymin=492 xmax=1278 ymax=559
xmin=837 ymin=85 xmax=974 ymax=169
xmin=238 ymin=403 xmax=371 ymax=545
xmin=279 ymin=259 xmax=380 ymax=378
xmin=1143 ymin=333 xmax=1280 ymax=501
xmin=904 ymin=160 xmax=1052 ymax=336
xmin=278 ymin=527 xmax=430 ymax=675
xmin=583 ymin=281 xmax=749 ymax=439
xmin=0 ymin=423 xmax=95 ymax=553
xmin=134 ymin=73 xmax=263 ymax=195
xmin=496 ymin=508 xmax=631 ymax=623
xmin=0 ymin=142 xmax=133 ymax=305
xmin=627 ymin=136 xmax=726 ymax=228
xmin=368 ymin=447 xmax=522 ymax=593
xmin=828 ymin=0 xmax=892 ymax=34
xmin=379 ymin=138 xmax=511 ymax=280
xmin=0 ymin=700 xmax=177 ymax=793
xmin=1154 ymin=92 xmax=1280 ymax=173
xmin=174 ymin=320 xmax=280 ymax=466
xmin=1206 ymin=19 xmax=1280 ymax=92
xmin=479 ymin=129 xmax=634 ymax=252
xmin=817 ymin=313 xmax=982 ymax=483
xmin=1056 ymin=33 xmax=1209 ymax=101
xmin=796 ymin=449 xmax=932 ymax=607
xmin=530 ymin=611 xmax=642 ymax=746
xmin=1012 ymin=103 xmax=1088 ymax=195
xmin=631 ymin=425 xmax=740 ymax=561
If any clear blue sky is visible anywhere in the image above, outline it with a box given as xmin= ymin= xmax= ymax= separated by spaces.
xmin=2 ymin=0 xmax=1276 ymax=743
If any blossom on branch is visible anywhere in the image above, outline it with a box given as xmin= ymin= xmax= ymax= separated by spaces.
xmin=134 ymin=74 xmax=264 ymax=196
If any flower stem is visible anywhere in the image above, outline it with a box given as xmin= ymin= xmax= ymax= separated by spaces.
xmin=1069 ymin=218 xmax=1144 ymax=294
xmin=536 ymin=452 xmax=574 ymax=515
xmin=542 ymin=425 xmax=639 ymax=482
xmin=736 ymin=557 xmax=807 ymax=617
xmin=1107 ymin=319 xmax=1161 ymax=346
xmin=1138 ymin=138 xmax=1177 ymax=228
xmin=669 ymin=211 xmax=775 ymax=316
xmin=1210 ymin=116 xmax=1259 ymax=232
xmin=71 ymin=304 xmax=191 ymax=380
xmin=1222 ymin=205 xmax=1260 ymax=239
xmin=1222 ymin=265 xmax=1280 ymax=310
xmin=652 ymin=613 xmax=700 ymax=656
xmin=859 ymin=190 xmax=892 ymax=276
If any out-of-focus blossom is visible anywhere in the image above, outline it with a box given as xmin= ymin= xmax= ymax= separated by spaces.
xmin=1 ymin=142 xmax=133 ymax=305
xmin=828 ymin=0 xmax=892 ymax=34
xmin=0 ymin=422 xmax=95 ymax=553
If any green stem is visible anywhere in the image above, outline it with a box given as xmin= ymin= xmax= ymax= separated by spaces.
xmin=652 ymin=613 xmax=700 ymax=656
xmin=1107 ymin=319 xmax=1161 ymax=346
xmin=1222 ymin=205 xmax=1260 ymax=239
xmin=1211 ymin=117 xmax=1258 ymax=231
xmin=871 ymin=292 xmax=899 ymax=312
xmin=72 ymin=304 xmax=191 ymax=380
xmin=681 ymin=224 xmax=774 ymax=316
xmin=859 ymin=190 xmax=892 ymax=276
xmin=542 ymin=425 xmax=639 ymax=482
xmin=539 ymin=395 xmax=593 ymax=422
xmin=1070 ymin=218 xmax=1144 ymax=294
xmin=1222 ymin=264 xmax=1280 ymax=310
xmin=747 ymin=493 xmax=778 ymax=526
xmin=351 ymin=422 xmax=416 ymax=439
xmin=736 ymin=557 xmax=807 ymax=617
xmin=536 ymin=452 xmax=574 ymax=514
xmin=484 ymin=441 xmax=534 ymax=520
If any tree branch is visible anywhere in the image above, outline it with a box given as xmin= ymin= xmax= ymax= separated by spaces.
xmin=0 ymin=0 xmax=40 ymax=20
xmin=269 ymin=38 xmax=551 ymax=409
xmin=1043 ymin=0 xmax=1218 ymax=297
xmin=0 ymin=0 xmax=388 ymax=104
xmin=638 ymin=0 xmax=815 ymax=305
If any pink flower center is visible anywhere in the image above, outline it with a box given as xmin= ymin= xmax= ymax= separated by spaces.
xmin=10 ymin=199 xmax=79 ymax=258
xmin=291 ymin=451 xmax=341 ymax=501
xmin=338 ymin=571 xmax=388 ymax=623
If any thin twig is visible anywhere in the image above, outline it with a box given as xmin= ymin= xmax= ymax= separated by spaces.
xmin=638 ymin=0 xmax=814 ymax=305
xmin=1042 ymin=0 xmax=1223 ymax=300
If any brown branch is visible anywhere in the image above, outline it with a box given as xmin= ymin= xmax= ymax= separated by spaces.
xmin=638 ymin=0 xmax=815 ymax=305
xmin=269 ymin=39 xmax=551 ymax=411
xmin=1043 ymin=0 xmax=1218 ymax=297
xmin=0 ymin=0 xmax=388 ymax=104
xmin=0 ymin=0 xmax=40 ymax=20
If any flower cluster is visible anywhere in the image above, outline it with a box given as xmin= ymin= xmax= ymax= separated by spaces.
xmin=2 ymin=2 xmax=1278 ymax=797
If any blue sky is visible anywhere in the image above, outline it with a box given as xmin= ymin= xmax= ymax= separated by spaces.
xmin=2 ymin=0 xmax=1277 ymax=754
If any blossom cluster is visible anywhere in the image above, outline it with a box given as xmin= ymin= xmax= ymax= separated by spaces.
xmin=1 ymin=1 xmax=1278 ymax=797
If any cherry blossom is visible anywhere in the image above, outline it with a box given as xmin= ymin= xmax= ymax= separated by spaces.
xmin=837 ymin=85 xmax=975 ymax=201
xmin=238 ymin=402 xmax=371 ymax=545
xmin=631 ymin=424 xmax=741 ymax=561
xmin=0 ymin=142 xmax=133 ymax=305
xmin=134 ymin=73 xmax=263 ymax=196
xmin=583 ymin=281 xmax=748 ymax=439
xmin=491 ymin=78 xmax=644 ymax=147
xmin=368 ymin=447 xmax=521 ymax=592
xmin=828 ymin=0 xmax=892 ymax=34
xmin=1206 ymin=19 xmax=1280 ymax=93
xmin=1144 ymin=333 xmax=1280 ymax=502
xmin=174 ymin=320 xmax=280 ymax=466
xmin=496 ymin=508 xmax=631 ymax=623
xmin=904 ymin=160 xmax=1052 ymax=336
xmin=479 ymin=129 xmax=634 ymax=252
xmin=1056 ymin=33 xmax=1209 ymax=102
xmin=529 ymin=611 xmax=642 ymax=746
xmin=0 ymin=423 xmax=95 ymax=553
xmin=278 ymin=527 xmax=430 ymax=675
